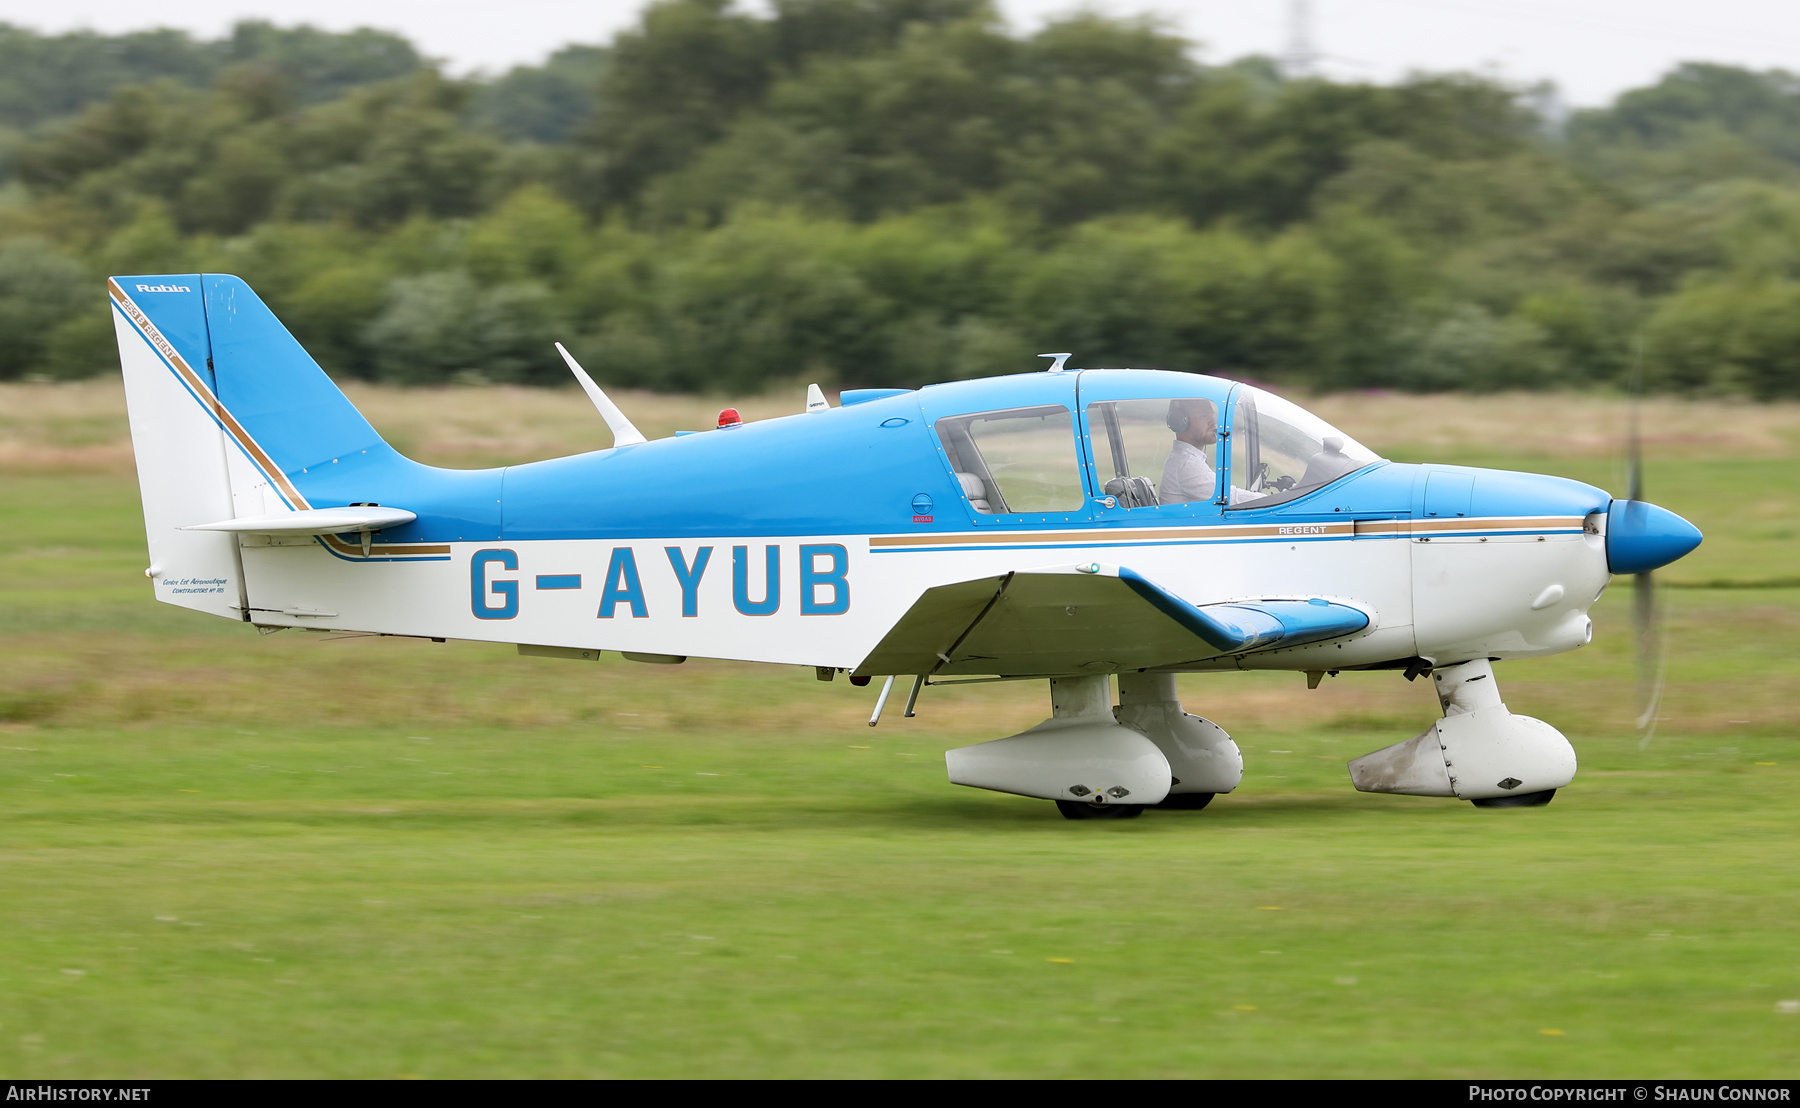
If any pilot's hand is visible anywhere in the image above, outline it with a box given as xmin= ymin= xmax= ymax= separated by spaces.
xmin=1271 ymin=475 xmax=1296 ymax=492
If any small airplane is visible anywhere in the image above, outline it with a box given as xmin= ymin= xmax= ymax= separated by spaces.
xmin=109 ymin=274 xmax=1703 ymax=819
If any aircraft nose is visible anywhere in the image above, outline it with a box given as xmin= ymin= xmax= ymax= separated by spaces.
xmin=1606 ymin=499 xmax=1703 ymax=575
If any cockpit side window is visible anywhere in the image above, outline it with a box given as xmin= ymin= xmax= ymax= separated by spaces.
xmin=1086 ymin=398 xmax=1220 ymax=507
xmin=935 ymin=405 xmax=1085 ymax=514
xmin=1227 ymin=387 xmax=1381 ymax=509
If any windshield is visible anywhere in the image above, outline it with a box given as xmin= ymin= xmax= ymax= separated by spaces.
xmin=1227 ymin=387 xmax=1381 ymax=509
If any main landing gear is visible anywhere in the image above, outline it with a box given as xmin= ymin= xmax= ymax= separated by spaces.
xmin=943 ymin=672 xmax=1243 ymax=820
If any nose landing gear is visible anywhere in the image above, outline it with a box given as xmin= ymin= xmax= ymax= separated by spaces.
xmin=1347 ymin=658 xmax=1577 ymax=807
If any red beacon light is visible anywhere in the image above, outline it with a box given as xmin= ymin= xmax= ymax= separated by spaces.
xmin=716 ymin=408 xmax=743 ymax=429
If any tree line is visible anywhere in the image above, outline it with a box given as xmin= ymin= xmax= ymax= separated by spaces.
xmin=3 ymin=0 xmax=1800 ymax=397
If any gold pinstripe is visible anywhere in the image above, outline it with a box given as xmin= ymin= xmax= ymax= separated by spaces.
xmin=868 ymin=515 xmax=1586 ymax=550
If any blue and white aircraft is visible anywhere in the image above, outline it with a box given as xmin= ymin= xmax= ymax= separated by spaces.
xmin=110 ymin=274 xmax=1703 ymax=819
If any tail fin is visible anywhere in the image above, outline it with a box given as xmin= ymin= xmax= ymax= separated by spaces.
xmin=109 ymin=274 xmax=399 ymax=618
xmin=112 ymin=275 xmax=245 ymax=618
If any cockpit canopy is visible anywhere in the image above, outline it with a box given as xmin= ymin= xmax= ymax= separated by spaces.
xmin=930 ymin=374 xmax=1380 ymax=517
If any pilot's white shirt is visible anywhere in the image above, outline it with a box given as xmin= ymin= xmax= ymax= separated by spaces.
xmin=1159 ymin=439 xmax=1261 ymax=505
xmin=1159 ymin=439 xmax=1218 ymax=504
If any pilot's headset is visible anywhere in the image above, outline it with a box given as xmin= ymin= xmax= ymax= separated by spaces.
xmin=1165 ymin=400 xmax=1191 ymax=434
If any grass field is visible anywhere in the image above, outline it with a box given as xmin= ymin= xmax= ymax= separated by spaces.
xmin=1 ymin=382 xmax=1797 ymax=1078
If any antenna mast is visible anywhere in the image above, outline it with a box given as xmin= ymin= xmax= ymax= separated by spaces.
xmin=1284 ymin=0 xmax=1316 ymax=79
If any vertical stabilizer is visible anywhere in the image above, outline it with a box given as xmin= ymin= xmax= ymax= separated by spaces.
xmin=109 ymin=276 xmax=247 ymax=619
xmin=115 ymin=272 xmax=500 ymax=589
xmin=204 ymin=274 xmax=387 ymax=477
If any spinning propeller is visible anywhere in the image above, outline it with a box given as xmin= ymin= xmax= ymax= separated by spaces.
xmin=1624 ymin=379 xmax=1668 ymax=745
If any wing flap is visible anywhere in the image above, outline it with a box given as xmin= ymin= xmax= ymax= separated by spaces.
xmin=855 ymin=563 xmax=1371 ymax=677
xmin=1116 ymin=567 xmax=1372 ymax=653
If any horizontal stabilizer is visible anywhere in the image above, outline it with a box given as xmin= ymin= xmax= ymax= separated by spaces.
xmin=855 ymin=562 xmax=1371 ymax=677
xmin=183 ymin=506 xmax=417 ymax=535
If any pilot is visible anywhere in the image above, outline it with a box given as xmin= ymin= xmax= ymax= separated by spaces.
xmin=1159 ymin=399 xmax=1226 ymax=505
xmin=1160 ymin=399 xmax=1272 ymax=505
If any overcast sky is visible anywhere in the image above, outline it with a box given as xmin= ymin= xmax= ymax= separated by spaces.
xmin=4 ymin=0 xmax=1800 ymax=107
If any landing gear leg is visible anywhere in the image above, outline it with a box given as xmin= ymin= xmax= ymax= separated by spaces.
xmin=1114 ymin=672 xmax=1242 ymax=808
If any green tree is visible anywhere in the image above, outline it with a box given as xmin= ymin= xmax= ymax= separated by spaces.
xmin=578 ymin=0 xmax=999 ymax=216
xmin=465 ymin=186 xmax=591 ymax=284
xmin=580 ymin=0 xmax=774 ymax=212
xmin=1390 ymin=304 xmax=1565 ymax=392
xmin=219 ymin=22 xmax=421 ymax=107
xmin=469 ymin=46 xmax=608 ymax=144
xmin=0 ymin=21 xmax=418 ymax=133
xmin=1153 ymin=73 xmax=1535 ymax=230
xmin=364 ymin=271 xmax=570 ymax=385
xmin=1646 ymin=277 xmax=1800 ymax=398
xmin=1570 ymin=63 xmax=1800 ymax=167
xmin=0 ymin=236 xmax=90 ymax=379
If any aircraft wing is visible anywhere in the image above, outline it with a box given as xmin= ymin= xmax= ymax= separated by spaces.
xmin=853 ymin=563 xmax=1371 ymax=678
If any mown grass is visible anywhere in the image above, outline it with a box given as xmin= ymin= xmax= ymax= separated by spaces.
xmin=0 ymin=384 xmax=1796 ymax=1077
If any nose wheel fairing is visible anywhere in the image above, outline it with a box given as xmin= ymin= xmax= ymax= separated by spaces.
xmin=1347 ymin=659 xmax=1577 ymax=802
